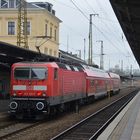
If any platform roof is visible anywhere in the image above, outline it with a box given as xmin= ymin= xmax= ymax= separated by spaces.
xmin=110 ymin=0 xmax=140 ymax=66
xmin=0 ymin=41 xmax=59 ymax=68
xmin=0 ymin=41 xmax=86 ymax=69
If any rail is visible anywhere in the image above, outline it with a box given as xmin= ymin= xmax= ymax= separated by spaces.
xmin=51 ymin=89 xmax=139 ymax=140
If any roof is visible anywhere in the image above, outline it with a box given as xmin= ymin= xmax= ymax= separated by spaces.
xmin=0 ymin=41 xmax=59 ymax=67
xmin=12 ymin=62 xmax=59 ymax=68
xmin=82 ymin=64 xmax=110 ymax=78
xmin=110 ymin=0 xmax=140 ymax=66
xmin=0 ymin=0 xmax=56 ymax=16
xmin=108 ymin=72 xmax=120 ymax=79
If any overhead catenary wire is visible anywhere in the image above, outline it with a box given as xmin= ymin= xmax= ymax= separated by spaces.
xmin=69 ymin=0 xmax=135 ymax=58
xmin=51 ymin=0 xmax=78 ymax=11
xmin=94 ymin=0 xmax=127 ymax=48
xmin=95 ymin=0 xmax=137 ymax=65
xmin=52 ymin=0 xmax=127 ymax=56
xmin=55 ymin=0 xmax=122 ymax=46
xmin=84 ymin=0 xmax=128 ymax=56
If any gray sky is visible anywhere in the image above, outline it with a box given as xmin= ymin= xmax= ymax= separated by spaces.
xmin=28 ymin=0 xmax=139 ymax=71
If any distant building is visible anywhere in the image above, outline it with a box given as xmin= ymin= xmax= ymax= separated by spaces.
xmin=0 ymin=0 xmax=61 ymax=57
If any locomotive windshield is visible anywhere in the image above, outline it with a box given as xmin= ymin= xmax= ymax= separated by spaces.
xmin=14 ymin=67 xmax=47 ymax=80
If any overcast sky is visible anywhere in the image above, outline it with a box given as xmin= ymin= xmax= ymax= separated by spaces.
xmin=28 ymin=0 xmax=139 ymax=71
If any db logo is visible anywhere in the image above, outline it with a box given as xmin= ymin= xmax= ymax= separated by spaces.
xmin=27 ymin=86 xmax=33 ymax=90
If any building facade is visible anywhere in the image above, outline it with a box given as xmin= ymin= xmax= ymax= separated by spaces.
xmin=0 ymin=0 xmax=61 ymax=57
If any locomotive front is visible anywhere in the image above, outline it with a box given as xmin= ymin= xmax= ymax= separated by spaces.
xmin=9 ymin=63 xmax=49 ymax=118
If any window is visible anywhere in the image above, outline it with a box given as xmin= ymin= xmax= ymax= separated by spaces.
xmin=1 ymin=0 xmax=8 ymax=8
xmin=90 ymin=80 xmax=94 ymax=86
xmin=50 ymin=27 xmax=52 ymax=37
xmin=9 ymin=0 xmax=15 ymax=8
xmin=14 ymin=67 xmax=47 ymax=80
xmin=45 ymin=24 xmax=47 ymax=36
xmin=27 ymin=21 xmax=30 ymax=35
xmin=8 ymin=21 xmax=15 ymax=35
xmin=54 ymin=29 xmax=57 ymax=41
xmin=14 ymin=68 xmax=30 ymax=79
xmin=54 ymin=68 xmax=58 ymax=79
xmin=49 ymin=49 xmax=52 ymax=55
xmin=54 ymin=51 xmax=57 ymax=56
xmin=31 ymin=68 xmax=47 ymax=80
xmin=44 ymin=47 xmax=48 ymax=54
xmin=23 ymin=21 xmax=30 ymax=35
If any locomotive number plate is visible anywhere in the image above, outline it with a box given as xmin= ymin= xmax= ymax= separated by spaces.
xmin=26 ymin=86 xmax=33 ymax=90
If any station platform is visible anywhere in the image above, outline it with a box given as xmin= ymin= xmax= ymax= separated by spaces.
xmin=98 ymin=90 xmax=140 ymax=140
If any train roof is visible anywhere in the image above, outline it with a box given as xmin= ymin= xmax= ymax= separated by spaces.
xmin=12 ymin=62 xmax=119 ymax=79
xmin=12 ymin=62 xmax=83 ymax=72
xmin=12 ymin=62 xmax=59 ymax=68
xmin=108 ymin=72 xmax=120 ymax=79
xmin=81 ymin=64 xmax=110 ymax=78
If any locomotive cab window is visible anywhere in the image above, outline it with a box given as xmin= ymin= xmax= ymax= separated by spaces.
xmin=14 ymin=67 xmax=47 ymax=80
xmin=31 ymin=68 xmax=47 ymax=80
xmin=14 ymin=68 xmax=30 ymax=79
xmin=54 ymin=68 xmax=58 ymax=80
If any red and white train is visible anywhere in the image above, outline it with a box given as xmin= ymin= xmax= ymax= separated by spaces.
xmin=9 ymin=62 xmax=120 ymax=118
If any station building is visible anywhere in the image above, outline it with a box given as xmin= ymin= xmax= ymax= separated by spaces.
xmin=0 ymin=0 xmax=61 ymax=57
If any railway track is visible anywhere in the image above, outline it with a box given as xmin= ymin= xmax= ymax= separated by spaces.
xmin=0 ymin=119 xmax=18 ymax=130
xmin=0 ymin=112 xmax=8 ymax=119
xmin=0 ymin=87 xmax=138 ymax=140
xmin=51 ymin=89 xmax=138 ymax=140
xmin=0 ymin=121 xmax=41 ymax=140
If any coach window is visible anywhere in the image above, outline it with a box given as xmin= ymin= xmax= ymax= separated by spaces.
xmin=54 ymin=68 xmax=58 ymax=80
xmin=90 ymin=80 xmax=94 ymax=86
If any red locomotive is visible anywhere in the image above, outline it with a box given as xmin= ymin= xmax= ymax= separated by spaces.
xmin=9 ymin=62 xmax=120 ymax=118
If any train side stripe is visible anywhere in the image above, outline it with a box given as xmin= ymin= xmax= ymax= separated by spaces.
xmin=13 ymin=85 xmax=26 ymax=90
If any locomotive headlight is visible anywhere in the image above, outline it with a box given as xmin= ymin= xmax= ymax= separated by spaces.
xmin=36 ymin=102 xmax=44 ymax=110
xmin=9 ymin=101 xmax=18 ymax=110
xmin=13 ymin=93 xmax=17 ymax=96
xmin=42 ymin=92 xmax=46 ymax=97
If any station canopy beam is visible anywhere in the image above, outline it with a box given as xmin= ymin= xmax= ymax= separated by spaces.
xmin=110 ymin=0 xmax=140 ymax=66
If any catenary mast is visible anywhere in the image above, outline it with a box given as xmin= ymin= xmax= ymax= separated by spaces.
xmin=17 ymin=0 xmax=28 ymax=49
